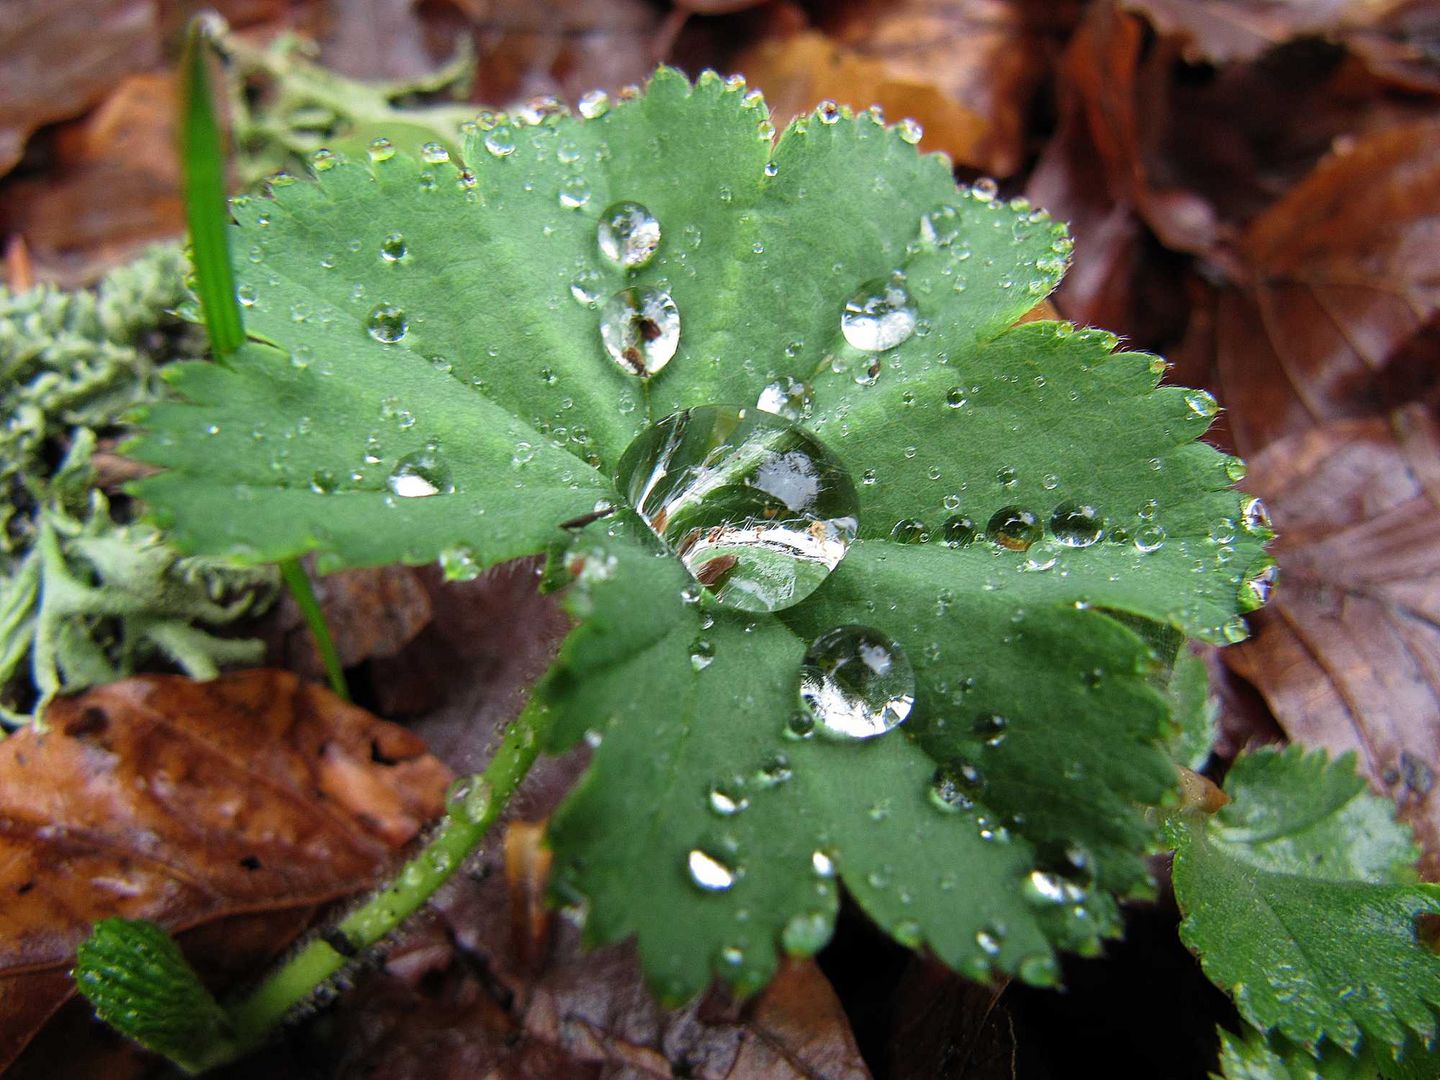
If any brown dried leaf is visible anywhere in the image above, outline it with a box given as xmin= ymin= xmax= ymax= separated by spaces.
xmin=269 ymin=564 xmax=433 ymax=681
xmin=1226 ymin=406 xmax=1440 ymax=875
xmin=427 ymin=0 xmax=666 ymax=108
xmin=1121 ymin=0 xmax=1430 ymax=66
xmin=331 ymin=915 xmax=870 ymax=1079
xmin=1 ymin=73 xmax=183 ymax=284
xmin=736 ymin=0 xmax=1077 ymax=177
xmin=1200 ymin=119 xmax=1440 ymax=455
xmin=0 ymin=670 xmax=451 ymax=1069
xmin=0 ymin=0 xmax=159 ymax=178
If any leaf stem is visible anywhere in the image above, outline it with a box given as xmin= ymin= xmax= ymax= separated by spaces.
xmin=277 ymin=558 xmax=349 ymax=701
xmin=222 ymin=698 xmax=548 ymax=1056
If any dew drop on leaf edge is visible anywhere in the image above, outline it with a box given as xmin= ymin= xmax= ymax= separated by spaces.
xmin=616 ymin=406 xmax=860 ymax=613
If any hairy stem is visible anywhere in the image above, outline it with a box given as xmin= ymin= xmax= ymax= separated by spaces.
xmin=222 ymin=699 xmax=548 ymax=1056
xmin=277 ymin=558 xmax=349 ymax=702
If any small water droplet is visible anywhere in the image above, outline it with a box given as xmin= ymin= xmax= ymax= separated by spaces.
xmin=688 ymin=848 xmax=737 ymax=892
xmin=811 ymin=850 xmax=836 ymax=878
xmin=380 ymin=233 xmax=407 ymax=262
xmin=366 ymin=137 xmax=396 ymax=164
xmin=987 ymin=507 xmax=1042 ymax=551
xmin=1240 ymin=496 xmax=1273 ymax=537
xmin=798 ymin=625 xmax=915 ymax=740
xmin=708 ymin=779 xmax=748 ymax=816
xmin=841 ymin=276 xmax=917 ymax=352
xmin=929 ymin=759 xmax=984 ymax=812
xmin=1184 ymin=388 xmax=1219 ymax=419
xmin=946 ymin=386 xmax=968 ymax=409
xmin=597 ymin=201 xmax=661 ymax=269
xmin=889 ymin=518 xmax=929 ymax=544
xmin=617 ymin=406 xmax=859 ymax=612
xmin=972 ymin=713 xmax=1008 ymax=746
xmin=599 ymin=286 xmax=680 ymax=377
xmin=439 ymin=545 xmax=482 ymax=581
xmin=896 ymin=118 xmax=923 ymax=144
xmin=367 ymin=303 xmax=408 ymax=343
xmin=785 ymin=711 xmax=816 ymax=740
xmin=1239 ymin=558 xmax=1277 ymax=611
xmin=559 ymin=175 xmax=591 ymax=209
xmin=1019 ymin=954 xmax=1060 ymax=986
xmin=942 ymin=515 xmax=978 ymax=547
xmin=388 ymin=450 xmax=453 ymax=498
xmin=756 ymin=377 xmax=812 ymax=420
xmin=971 ymin=177 xmax=999 ymax=201
xmin=816 ymin=100 xmax=842 ymax=124
xmin=975 ymin=925 xmax=1004 ymax=956
xmin=1133 ymin=524 xmax=1167 ymax=553
xmin=445 ymin=776 xmax=492 ymax=824
xmin=690 ymin=637 xmax=716 ymax=671
xmin=1224 ymin=457 xmax=1248 ymax=483
xmin=569 ymin=268 xmax=605 ymax=306
xmin=756 ymin=753 xmax=793 ymax=787
xmin=1049 ymin=502 xmax=1104 ymax=547
xmin=483 ymin=126 xmax=516 ymax=157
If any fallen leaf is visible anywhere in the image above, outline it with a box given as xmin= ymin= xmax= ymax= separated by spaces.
xmin=1120 ymin=0 xmax=1430 ymax=66
xmin=0 ymin=670 xmax=451 ymax=1070
xmin=428 ymin=0 xmax=667 ymax=108
xmin=1206 ymin=119 xmax=1440 ymax=455
xmin=1 ymin=73 xmax=182 ymax=285
xmin=736 ymin=0 xmax=1078 ymax=177
xmin=1226 ymin=406 xmax=1440 ymax=876
xmin=268 ymin=564 xmax=433 ymax=682
xmin=0 ymin=0 xmax=158 ymax=178
xmin=329 ymin=915 xmax=871 ymax=1079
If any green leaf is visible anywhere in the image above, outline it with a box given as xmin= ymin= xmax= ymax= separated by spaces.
xmin=544 ymin=524 xmax=1137 ymax=1001
xmin=1173 ymin=748 xmax=1440 ymax=1056
xmin=75 ymin=918 xmax=236 ymax=1074
xmin=1215 ymin=1027 xmax=1440 ymax=1080
xmin=1165 ymin=645 xmax=1218 ymax=770
xmin=129 ymin=69 xmax=1265 ymax=995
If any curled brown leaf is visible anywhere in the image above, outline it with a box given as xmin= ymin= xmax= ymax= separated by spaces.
xmin=0 ymin=670 xmax=450 ymax=1070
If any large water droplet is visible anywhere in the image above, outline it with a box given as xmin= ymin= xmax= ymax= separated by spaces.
xmin=841 ymin=276 xmax=917 ymax=352
xmin=597 ymin=201 xmax=661 ymax=269
xmin=987 ymin=507 xmax=1042 ymax=551
xmin=388 ymin=450 xmax=453 ymax=498
xmin=1049 ymin=502 xmax=1104 ymax=547
xmin=367 ymin=303 xmax=408 ymax=343
xmin=599 ymin=287 xmax=680 ymax=377
xmin=1240 ymin=495 xmax=1273 ymax=537
xmin=617 ymin=406 xmax=860 ymax=612
xmin=798 ymin=625 xmax=915 ymax=739
xmin=688 ymin=848 xmax=737 ymax=891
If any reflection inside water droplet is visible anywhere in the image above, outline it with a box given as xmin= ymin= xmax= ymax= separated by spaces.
xmin=1049 ymin=502 xmax=1104 ymax=547
xmin=841 ymin=276 xmax=917 ymax=352
xmin=987 ymin=507 xmax=1041 ymax=551
xmin=597 ymin=201 xmax=661 ymax=269
xmin=599 ymin=287 xmax=680 ymax=377
xmin=798 ymin=625 xmax=914 ymax=740
xmin=616 ymin=406 xmax=859 ymax=612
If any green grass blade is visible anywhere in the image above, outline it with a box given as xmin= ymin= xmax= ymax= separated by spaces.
xmin=179 ymin=17 xmax=244 ymax=357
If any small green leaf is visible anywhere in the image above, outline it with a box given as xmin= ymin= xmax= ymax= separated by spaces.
xmin=74 ymin=918 xmax=236 ymax=1073
xmin=1173 ymin=748 xmax=1440 ymax=1056
xmin=1215 ymin=1027 xmax=1440 ymax=1080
